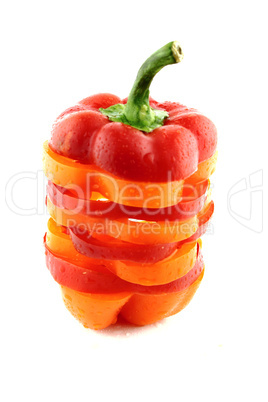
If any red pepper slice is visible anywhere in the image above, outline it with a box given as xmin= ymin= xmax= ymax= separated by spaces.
xmin=47 ymin=179 xmax=208 ymax=221
xmin=47 ymin=195 xmax=212 ymax=245
xmin=68 ymin=226 xmax=178 ymax=263
xmin=181 ymin=199 xmax=214 ymax=244
xmin=45 ymin=242 xmax=203 ymax=294
xmin=67 ymin=201 xmax=213 ymax=262
xmin=46 ymin=218 xmax=198 ymax=286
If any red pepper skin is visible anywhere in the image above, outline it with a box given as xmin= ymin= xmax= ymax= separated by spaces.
xmin=45 ymin=241 xmax=203 ymax=294
xmin=180 ymin=200 xmax=214 ymax=244
xmin=47 ymin=179 xmax=208 ymax=221
xmin=67 ymin=200 xmax=213 ymax=262
xmin=49 ymin=93 xmax=217 ymax=182
xmin=68 ymin=226 xmax=178 ymax=263
xmin=149 ymin=99 xmax=218 ymax=163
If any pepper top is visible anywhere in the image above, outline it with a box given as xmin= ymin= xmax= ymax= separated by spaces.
xmin=100 ymin=41 xmax=184 ymax=132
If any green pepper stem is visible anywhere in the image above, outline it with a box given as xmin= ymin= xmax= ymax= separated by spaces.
xmin=124 ymin=42 xmax=183 ymax=126
xmin=100 ymin=41 xmax=183 ymax=133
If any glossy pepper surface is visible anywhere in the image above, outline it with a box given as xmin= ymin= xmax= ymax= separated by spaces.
xmin=49 ymin=43 xmax=217 ymax=183
xmin=43 ymin=41 xmax=217 ymax=329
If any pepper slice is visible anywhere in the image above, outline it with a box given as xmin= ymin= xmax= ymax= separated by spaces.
xmin=43 ymin=141 xmax=183 ymax=208
xmin=46 ymin=218 xmax=198 ymax=285
xmin=46 ymin=196 xmax=208 ymax=244
xmin=46 ymin=194 xmax=213 ymax=245
xmin=105 ymin=241 xmax=197 ymax=286
xmin=45 ymin=241 xmax=203 ymax=294
xmin=51 ymin=246 xmax=204 ymax=329
xmin=68 ymin=226 xmax=178 ymax=263
xmin=66 ymin=202 xmax=213 ymax=260
xmin=47 ymin=179 xmax=209 ymax=221
xmin=45 ymin=220 xmax=106 ymax=270
xmin=180 ymin=199 xmax=214 ymax=244
xmin=43 ymin=141 xmax=217 ymax=208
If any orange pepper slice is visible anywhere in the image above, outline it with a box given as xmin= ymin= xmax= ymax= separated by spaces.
xmin=46 ymin=196 xmax=200 ymax=244
xmin=46 ymin=217 xmax=198 ymax=285
xmin=106 ymin=241 xmax=197 ymax=285
xmin=185 ymin=151 xmax=218 ymax=184
xmin=43 ymin=141 xmax=217 ymax=208
xmin=45 ymin=218 xmax=105 ymax=271
xmin=43 ymin=141 xmax=183 ymax=208
xmin=46 ymin=226 xmax=204 ymax=329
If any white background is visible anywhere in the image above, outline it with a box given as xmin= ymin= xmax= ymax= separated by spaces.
xmin=1 ymin=1 xmax=267 ymax=401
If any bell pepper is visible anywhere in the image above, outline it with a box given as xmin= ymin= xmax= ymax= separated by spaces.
xmin=43 ymin=41 xmax=217 ymax=329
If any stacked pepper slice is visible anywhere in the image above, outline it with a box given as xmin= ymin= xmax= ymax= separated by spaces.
xmin=43 ymin=41 xmax=217 ymax=329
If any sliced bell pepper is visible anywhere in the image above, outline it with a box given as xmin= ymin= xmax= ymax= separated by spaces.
xmin=49 ymin=46 xmax=216 ymax=183
xmin=61 ymin=269 xmax=204 ymax=329
xmin=43 ymin=142 xmax=216 ymax=208
xmin=54 ymin=245 xmax=204 ymax=329
xmin=43 ymin=140 xmax=216 ymax=208
xmin=45 ymin=239 xmax=203 ymax=293
xmin=46 ymin=217 xmax=200 ymax=285
xmin=68 ymin=226 xmax=178 ymax=263
xmin=61 ymin=288 xmax=132 ymax=330
xmin=119 ymin=270 xmax=204 ymax=326
xmin=43 ymin=41 xmax=217 ymax=329
xmin=45 ymin=219 xmax=105 ymax=269
xmin=104 ymin=240 xmax=198 ymax=286
xmin=180 ymin=199 xmax=214 ymax=244
xmin=47 ymin=179 xmax=209 ymax=221
xmin=43 ymin=141 xmax=183 ymax=208
xmin=46 ymin=197 xmax=215 ymax=245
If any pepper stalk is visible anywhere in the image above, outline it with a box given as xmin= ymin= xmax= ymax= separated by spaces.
xmin=100 ymin=41 xmax=184 ymax=133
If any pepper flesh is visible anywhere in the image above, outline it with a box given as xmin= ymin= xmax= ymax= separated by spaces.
xmin=45 ymin=217 xmax=205 ymax=286
xmin=47 ymin=179 xmax=209 ymax=221
xmin=45 ymin=240 xmax=203 ymax=294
